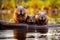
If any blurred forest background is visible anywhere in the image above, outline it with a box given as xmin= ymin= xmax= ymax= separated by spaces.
xmin=0 ymin=0 xmax=60 ymax=24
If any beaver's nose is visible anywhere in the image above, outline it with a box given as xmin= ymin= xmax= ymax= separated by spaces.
xmin=20 ymin=10 xmax=22 ymax=12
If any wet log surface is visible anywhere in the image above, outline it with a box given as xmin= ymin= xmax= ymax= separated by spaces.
xmin=0 ymin=20 xmax=60 ymax=30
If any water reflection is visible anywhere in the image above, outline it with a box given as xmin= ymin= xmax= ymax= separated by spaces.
xmin=0 ymin=28 xmax=60 ymax=40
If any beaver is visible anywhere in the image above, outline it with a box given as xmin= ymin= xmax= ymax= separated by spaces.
xmin=14 ymin=6 xmax=27 ymax=24
xmin=35 ymin=10 xmax=48 ymax=33
xmin=25 ymin=15 xmax=36 ymax=25
xmin=13 ymin=6 xmax=27 ymax=40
